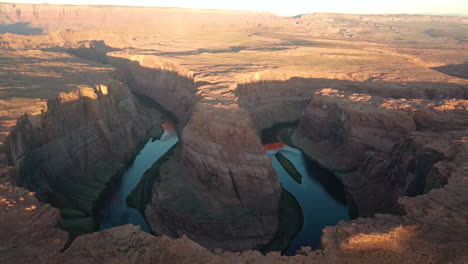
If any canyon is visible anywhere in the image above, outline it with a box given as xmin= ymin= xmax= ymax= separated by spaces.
xmin=0 ymin=3 xmax=467 ymax=264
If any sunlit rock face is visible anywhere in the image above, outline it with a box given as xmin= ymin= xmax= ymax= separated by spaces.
xmin=0 ymin=3 xmax=467 ymax=262
xmin=0 ymin=183 xmax=68 ymax=264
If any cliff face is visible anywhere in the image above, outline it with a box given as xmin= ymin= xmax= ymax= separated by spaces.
xmin=8 ymin=77 xmax=163 ymax=234
xmin=64 ymin=46 xmax=281 ymax=250
xmin=236 ymin=78 xmax=314 ymax=131
xmin=146 ymin=102 xmax=280 ymax=250
xmin=105 ymin=53 xmax=196 ymax=124
xmin=66 ymin=43 xmax=197 ymax=124
xmin=320 ymin=129 xmax=468 ymax=264
xmin=0 ymin=3 xmax=280 ymax=33
xmin=295 ymin=89 xmax=417 ymax=173
xmin=4 ymin=162 xmax=466 ymax=264
xmin=294 ymin=88 xmax=467 ymax=216
xmin=1 ymin=4 xmax=467 ymax=261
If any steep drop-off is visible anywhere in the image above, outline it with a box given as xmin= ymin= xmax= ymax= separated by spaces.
xmin=71 ymin=44 xmax=282 ymax=250
xmin=8 ymin=77 xmax=164 ymax=235
xmin=236 ymin=71 xmax=466 ymax=219
xmin=293 ymin=88 xmax=467 ymax=216
xmin=31 ymin=43 xmax=282 ymax=251
xmin=1 ymin=5 xmax=467 ymax=262
xmin=146 ymin=102 xmax=281 ymax=250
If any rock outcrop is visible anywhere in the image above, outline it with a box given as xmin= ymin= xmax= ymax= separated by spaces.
xmin=0 ymin=183 xmax=68 ymax=264
xmin=146 ymin=102 xmax=281 ymax=250
xmin=1 ymin=3 xmax=467 ymax=262
xmin=8 ymin=76 xmax=163 ymax=235
xmin=293 ymin=88 xmax=467 ymax=216
xmin=321 ymin=129 xmax=468 ymax=264
xmin=55 ymin=46 xmax=282 ymax=250
xmin=104 ymin=53 xmax=197 ymax=124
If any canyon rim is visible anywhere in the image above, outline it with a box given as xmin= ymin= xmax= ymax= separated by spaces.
xmin=0 ymin=3 xmax=467 ymax=264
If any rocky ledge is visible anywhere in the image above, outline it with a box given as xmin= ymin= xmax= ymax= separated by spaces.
xmin=0 ymin=4 xmax=467 ymax=262
xmin=7 ymin=73 xmax=164 ymax=235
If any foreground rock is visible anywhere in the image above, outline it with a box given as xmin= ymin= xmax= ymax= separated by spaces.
xmin=2 ymin=186 xmax=466 ymax=264
xmin=0 ymin=183 xmax=68 ymax=264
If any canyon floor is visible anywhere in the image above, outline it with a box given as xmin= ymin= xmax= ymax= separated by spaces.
xmin=0 ymin=3 xmax=467 ymax=264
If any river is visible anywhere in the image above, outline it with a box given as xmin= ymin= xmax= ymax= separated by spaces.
xmin=99 ymin=123 xmax=178 ymax=232
xmin=99 ymin=123 xmax=348 ymax=255
xmin=266 ymin=145 xmax=349 ymax=255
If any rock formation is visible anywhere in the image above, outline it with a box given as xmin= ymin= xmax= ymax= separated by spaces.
xmin=145 ymin=101 xmax=281 ymax=250
xmin=0 ymin=3 xmax=467 ymax=263
xmin=0 ymin=183 xmax=68 ymax=264
xmin=7 ymin=68 xmax=164 ymax=235
xmin=293 ymin=88 xmax=467 ymax=216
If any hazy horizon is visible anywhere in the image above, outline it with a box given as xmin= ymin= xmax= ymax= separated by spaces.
xmin=5 ymin=0 xmax=468 ymax=16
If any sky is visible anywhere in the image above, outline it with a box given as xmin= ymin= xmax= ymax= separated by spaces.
xmin=7 ymin=0 xmax=468 ymax=16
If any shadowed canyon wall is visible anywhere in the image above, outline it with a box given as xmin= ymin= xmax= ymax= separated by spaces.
xmin=236 ymin=75 xmax=467 ymax=218
xmin=8 ymin=73 xmax=164 ymax=234
xmin=146 ymin=101 xmax=281 ymax=250
xmin=1 ymin=4 xmax=467 ymax=262
xmin=9 ymin=41 xmax=467 ymax=249
xmin=10 ymin=43 xmax=282 ymax=250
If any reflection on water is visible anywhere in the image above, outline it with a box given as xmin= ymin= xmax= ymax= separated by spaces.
xmin=99 ymin=122 xmax=346 ymax=253
xmin=267 ymin=146 xmax=349 ymax=255
xmin=99 ymin=124 xmax=178 ymax=231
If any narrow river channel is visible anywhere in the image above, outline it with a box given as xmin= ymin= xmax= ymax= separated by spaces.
xmin=266 ymin=144 xmax=349 ymax=255
xmin=99 ymin=122 xmax=348 ymax=256
xmin=99 ymin=123 xmax=178 ymax=232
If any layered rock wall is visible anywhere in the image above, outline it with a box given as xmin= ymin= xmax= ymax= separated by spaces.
xmin=146 ymin=102 xmax=281 ymax=250
xmin=105 ymin=53 xmax=196 ymax=124
xmin=294 ymin=88 xmax=467 ymax=215
xmin=8 ymin=77 xmax=161 ymax=233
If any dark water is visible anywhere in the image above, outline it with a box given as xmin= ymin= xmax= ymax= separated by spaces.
xmin=99 ymin=123 xmax=346 ymax=255
xmin=267 ymin=146 xmax=349 ymax=255
xmin=99 ymin=128 xmax=178 ymax=231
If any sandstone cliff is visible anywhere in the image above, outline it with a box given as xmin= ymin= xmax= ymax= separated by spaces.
xmin=104 ymin=53 xmax=196 ymax=125
xmin=8 ymin=77 xmax=163 ymax=235
xmin=2 ymin=180 xmax=466 ymax=264
xmin=0 ymin=4 xmax=467 ymax=262
xmin=64 ymin=44 xmax=282 ymax=250
xmin=293 ymin=88 xmax=467 ymax=216
xmin=146 ymin=101 xmax=281 ymax=250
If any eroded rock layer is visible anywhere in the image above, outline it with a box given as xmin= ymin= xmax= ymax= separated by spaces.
xmin=0 ymin=183 xmax=68 ymax=264
xmin=0 ymin=3 xmax=467 ymax=263
xmin=8 ymin=68 xmax=164 ymax=234
xmin=146 ymin=102 xmax=280 ymax=250
xmin=293 ymin=88 xmax=467 ymax=216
